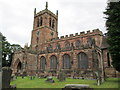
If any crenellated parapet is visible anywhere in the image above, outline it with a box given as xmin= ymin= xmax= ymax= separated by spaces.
xmin=48 ymin=29 xmax=103 ymax=42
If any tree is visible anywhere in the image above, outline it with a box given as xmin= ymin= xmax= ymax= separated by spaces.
xmin=104 ymin=1 xmax=120 ymax=72
xmin=0 ymin=33 xmax=22 ymax=67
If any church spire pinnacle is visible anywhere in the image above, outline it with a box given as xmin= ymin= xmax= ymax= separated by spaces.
xmin=45 ymin=2 xmax=48 ymax=9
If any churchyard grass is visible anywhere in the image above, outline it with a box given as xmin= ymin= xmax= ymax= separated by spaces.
xmin=10 ymin=77 xmax=119 ymax=88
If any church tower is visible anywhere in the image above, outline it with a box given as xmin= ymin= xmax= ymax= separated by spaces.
xmin=31 ymin=2 xmax=58 ymax=51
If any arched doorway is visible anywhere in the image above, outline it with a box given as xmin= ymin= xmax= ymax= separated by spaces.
xmin=17 ymin=61 xmax=22 ymax=73
xmin=50 ymin=55 xmax=57 ymax=70
xmin=62 ymin=54 xmax=70 ymax=69
xmin=78 ymin=52 xmax=88 ymax=69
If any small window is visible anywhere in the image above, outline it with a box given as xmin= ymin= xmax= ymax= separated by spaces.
xmin=36 ymin=37 xmax=39 ymax=43
xmin=76 ymin=40 xmax=80 ymax=47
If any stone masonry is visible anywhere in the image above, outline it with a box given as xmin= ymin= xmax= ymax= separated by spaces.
xmin=11 ymin=2 xmax=119 ymax=78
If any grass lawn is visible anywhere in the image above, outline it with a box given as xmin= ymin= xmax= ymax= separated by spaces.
xmin=10 ymin=77 xmax=120 ymax=88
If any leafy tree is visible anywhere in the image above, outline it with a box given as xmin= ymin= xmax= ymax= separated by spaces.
xmin=0 ymin=33 xmax=22 ymax=67
xmin=104 ymin=1 xmax=120 ymax=72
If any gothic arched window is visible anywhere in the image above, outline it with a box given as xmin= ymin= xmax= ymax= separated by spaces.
xmin=78 ymin=52 xmax=88 ymax=69
xmin=40 ymin=17 xmax=43 ymax=26
xmin=52 ymin=19 xmax=55 ymax=29
xmin=37 ymin=18 xmax=39 ymax=27
xmin=50 ymin=55 xmax=57 ymax=69
xmin=76 ymin=40 xmax=80 ymax=47
xmin=49 ymin=18 xmax=52 ymax=27
xmin=40 ymin=56 xmax=46 ymax=70
xmin=62 ymin=54 xmax=70 ymax=69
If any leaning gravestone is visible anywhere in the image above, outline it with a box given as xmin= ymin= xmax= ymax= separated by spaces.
xmin=2 ymin=67 xmax=12 ymax=88
xmin=57 ymin=71 xmax=66 ymax=81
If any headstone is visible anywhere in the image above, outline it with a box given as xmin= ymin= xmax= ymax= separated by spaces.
xmin=2 ymin=67 xmax=16 ymax=89
xmin=45 ymin=76 xmax=55 ymax=83
xmin=33 ymin=76 xmax=35 ymax=80
xmin=22 ymin=74 xmax=24 ymax=79
xmin=30 ymin=76 xmax=33 ymax=80
xmin=64 ymin=84 xmax=93 ymax=90
xmin=2 ymin=67 xmax=12 ymax=88
xmin=57 ymin=71 xmax=66 ymax=81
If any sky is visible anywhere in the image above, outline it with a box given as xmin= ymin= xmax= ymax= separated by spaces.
xmin=0 ymin=0 xmax=108 ymax=47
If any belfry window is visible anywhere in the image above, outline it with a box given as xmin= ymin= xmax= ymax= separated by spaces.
xmin=49 ymin=18 xmax=52 ymax=27
xmin=40 ymin=17 xmax=43 ymax=26
xmin=37 ymin=18 xmax=39 ymax=27
xmin=52 ymin=19 xmax=55 ymax=29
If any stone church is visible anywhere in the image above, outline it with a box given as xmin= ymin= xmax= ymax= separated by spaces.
xmin=11 ymin=2 xmax=118 ymax=79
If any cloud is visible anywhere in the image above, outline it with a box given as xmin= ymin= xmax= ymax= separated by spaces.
xmin=0 ymin=0 xmax=107 ymax=47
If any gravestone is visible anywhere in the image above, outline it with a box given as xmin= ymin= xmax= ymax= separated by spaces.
xmin=64 ymin=84 xmax=93 ymax=90
xmin=30 ymin=76 xmax=33 ymax=80
xmin=45 ymin=76 xmax=55 ymax=83
xmin=57 ymin=71 xmax=66 ymax=81
xmin=2 ymin=67 xmax=14 ymax=88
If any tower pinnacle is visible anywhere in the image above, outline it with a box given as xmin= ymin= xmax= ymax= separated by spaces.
xmin=46 ymin=2 xmax=48 ymax=9
xmin=34 ymin=8 xmax=36 ymax=16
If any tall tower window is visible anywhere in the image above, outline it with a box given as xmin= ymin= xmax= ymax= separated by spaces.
xmin=37 ymin=18 xmax=39 ymax=27
xmin=49 ymin=18 xmax=52 ymax=27
xmin=40 ymin=17 xmax=43 ymax=26
xmin=52 ymin=19 xmax=55 ymax=29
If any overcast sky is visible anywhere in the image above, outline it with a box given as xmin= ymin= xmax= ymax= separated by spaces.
xmin=0 ymin=0 xmax=108 ymax=47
